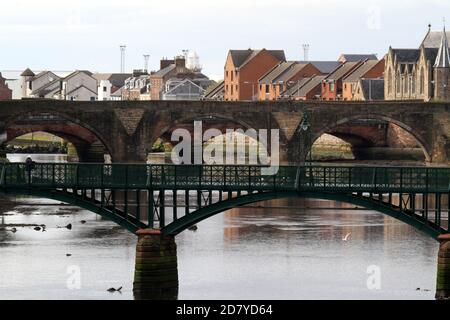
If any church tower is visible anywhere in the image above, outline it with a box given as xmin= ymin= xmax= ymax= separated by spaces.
xmin=434 ymin=25 xmax=450 ymax=100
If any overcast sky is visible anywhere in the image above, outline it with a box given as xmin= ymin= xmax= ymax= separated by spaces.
xmin=0 ymin=0 xmax=449 ymax=80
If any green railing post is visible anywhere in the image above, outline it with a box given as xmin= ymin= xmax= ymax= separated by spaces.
xmin=348 ymin=167 xmax=352 ymax=190
xmin=373 ymin=167 xmax=377 ymax=193
xmin=100 ymin=165 xmax=104 ymax=189
xmin=0 ymin=164 xmax=6 ymax=187
xmin=76 ymin=164 xmax=80 ymax=190
xmin=52 ymin=164 xmax=55 ymax=188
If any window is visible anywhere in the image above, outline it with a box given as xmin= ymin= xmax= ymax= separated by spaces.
xmin=226 ymin=71 xmax=228 ymax=79
xmin=231 ymin=86 xmax=233 ymax=95
xmin=103 ymin=86 xmax=107 ymax=92
xmin=266 ymin=84 xmax=270 ymax=93
xmin=330 ymin=82 xmax=335 ymax=92
xmin=90 ymin=97 xmax=96 ymax=101
xmin=396 ymin=74 xmax=400 ymax=94
xmin=420 ymin=68 xmax=425 ymax=94
xmin=236 ymin=84 xmax=238 ymax=92
xmin=231 ymin=72 xmax=233 ymax=81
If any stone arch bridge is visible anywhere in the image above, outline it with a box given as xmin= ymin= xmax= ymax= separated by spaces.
xmin=0 ymin=99 xmax=449 ymax=164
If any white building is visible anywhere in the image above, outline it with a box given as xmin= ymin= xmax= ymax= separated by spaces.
xmin=94 ymin=73 xmax=131 ymax=101
xmin=98 ymin=79 xmax=113 ymax=100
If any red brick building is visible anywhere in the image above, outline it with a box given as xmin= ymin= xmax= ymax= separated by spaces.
xmin=280 ymin=76 xmax=326 ymax=101
xmin=0 ymin=73 xmax=12 ymax=100
xmin=342 ymin=59 xmax=385 ymax=101
xmin=258 ymin=62 xmax=323 ymax=101
xmin=224 ymin=49 xmax=285 ymax=101
xmin=321 ymin=61 xmax=364 ymax=101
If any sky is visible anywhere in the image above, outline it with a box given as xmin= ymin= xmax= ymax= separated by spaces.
xmin=1 ymin=0 xmax=450 ymax=80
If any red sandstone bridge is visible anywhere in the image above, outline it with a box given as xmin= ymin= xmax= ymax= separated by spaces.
xmin=0 ymin=99 xmax=449 ymax=164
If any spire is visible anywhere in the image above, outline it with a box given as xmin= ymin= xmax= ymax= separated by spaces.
xmin=434 ymin=23 xmax=450 ymax=68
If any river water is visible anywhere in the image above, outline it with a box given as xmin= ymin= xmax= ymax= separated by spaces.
xmin=0 ymin=155 xmax=439 ymax=300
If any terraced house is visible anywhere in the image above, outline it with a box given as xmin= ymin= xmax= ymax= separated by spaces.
xmin=257 ymin=61 xmax=323 ymax=101
xmin=224 ymin=49 xmax=285 ymax=101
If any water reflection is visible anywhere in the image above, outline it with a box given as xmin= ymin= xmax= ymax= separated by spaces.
xmin=0 ymin=193 xmax=440 ymax=300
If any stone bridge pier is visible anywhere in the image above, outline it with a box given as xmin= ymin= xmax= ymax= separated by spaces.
xmin=133 ymin=229 xmax=178 ymax=300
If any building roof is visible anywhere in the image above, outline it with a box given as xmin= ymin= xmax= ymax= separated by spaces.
xmin=280 ymin=76 xmax=325 ymax=98
xmin=360 ymin=78 xmax=385 ymax=101
xmin=422 ymin=30 xmax=450 ymax=48
xmin=434 ymin=28 xmax=450 ymax=68
xmin=32 ymin=70 xmax=59 ymax=82
xmin=276 ymin=63 xmax=311 ymax=83
xmin=32 ymin=79 xmax=61 ymax=97
xmin=93 ymin=73 xmax=132 ymax=87
xmin=164 ymin=79 xmax=205 ymax=96
xmin=203 ymin=80 xmax=224 ymax=99
xmin=20 ymin=68 xmax=35 ymax=77
xmin=64 ymin=70 xmax=94 ymax=81
xmin=111 ymin=87 xmax=123 ymax=97
xmin=324 ymin=61 xmax=361 ymax=81
xmin=343 ymin=60 xmax=382 ymax=82
xmin=298 ymin=61 xmax=341 ymax=74
xmin=153 ymin=64 xmax=176 ymax=77
xmin=391 ymin=49 xmax=421 ymax=63
xmin=258 ymin=61 xmax=296 ymax=84
xmin=31 ymin=77 xmax=60 ymax=96
xmin=424 ymin=47 xmax=440 ymax=64
xmin=228 ymin=49 xmax=286 ymax=69
xmin=66 ymin=84 xmax=98 ymax=96
xmin=296 ymin=76 xmax=326 ymax=97
xmin=339 ymin=54 xmax=378 ymax=62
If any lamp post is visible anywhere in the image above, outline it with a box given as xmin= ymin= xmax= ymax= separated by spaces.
xmin=298 ymin=111 xmax=312 ymax=187
xmin=299 ymin=111 xmax=312 ymax=164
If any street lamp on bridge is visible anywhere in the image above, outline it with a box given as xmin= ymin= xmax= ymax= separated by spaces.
xmin=299 ymin=111 xmax=313 ymax=165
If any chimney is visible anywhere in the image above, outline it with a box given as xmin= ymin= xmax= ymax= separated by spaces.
xmin=175 ymin=55 xmax=186 ymax=68
xmin=160 ymin=58 xmax=174 ymax=70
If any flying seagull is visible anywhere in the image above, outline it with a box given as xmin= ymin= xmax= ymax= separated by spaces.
xmin=342 ymin=233 xmax=352 ymax=242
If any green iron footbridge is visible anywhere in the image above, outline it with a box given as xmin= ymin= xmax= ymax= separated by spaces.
xmin=1 ymin=163 xmax=450 ymax=239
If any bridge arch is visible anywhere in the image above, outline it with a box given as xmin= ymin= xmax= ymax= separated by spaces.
xmin=162 ymin=191 xmax=442 ymax=240
xmin=153 ymin=114 xmax=274 ymax=163
xmin=3 ymin=111 xmax=113 ymax=162
xmin=312 ymin=114 xmax=432 ymax=162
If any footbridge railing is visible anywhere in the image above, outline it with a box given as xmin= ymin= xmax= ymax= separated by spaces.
xmin=0 ymin=163 xmax=449 ymax=237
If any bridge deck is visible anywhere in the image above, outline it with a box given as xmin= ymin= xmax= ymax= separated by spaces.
xmin=1 ymin=163 xmax=449 ymax=193
xmin=0 ymin=163 xmax=449 ymax=238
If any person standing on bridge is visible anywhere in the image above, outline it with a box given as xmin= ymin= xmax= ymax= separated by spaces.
xmin=25 ymin=156 xmax=36 ymax=184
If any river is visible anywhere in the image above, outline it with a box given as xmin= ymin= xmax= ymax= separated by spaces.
xmin=0 ymin=154 xmax=439 ymax=300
